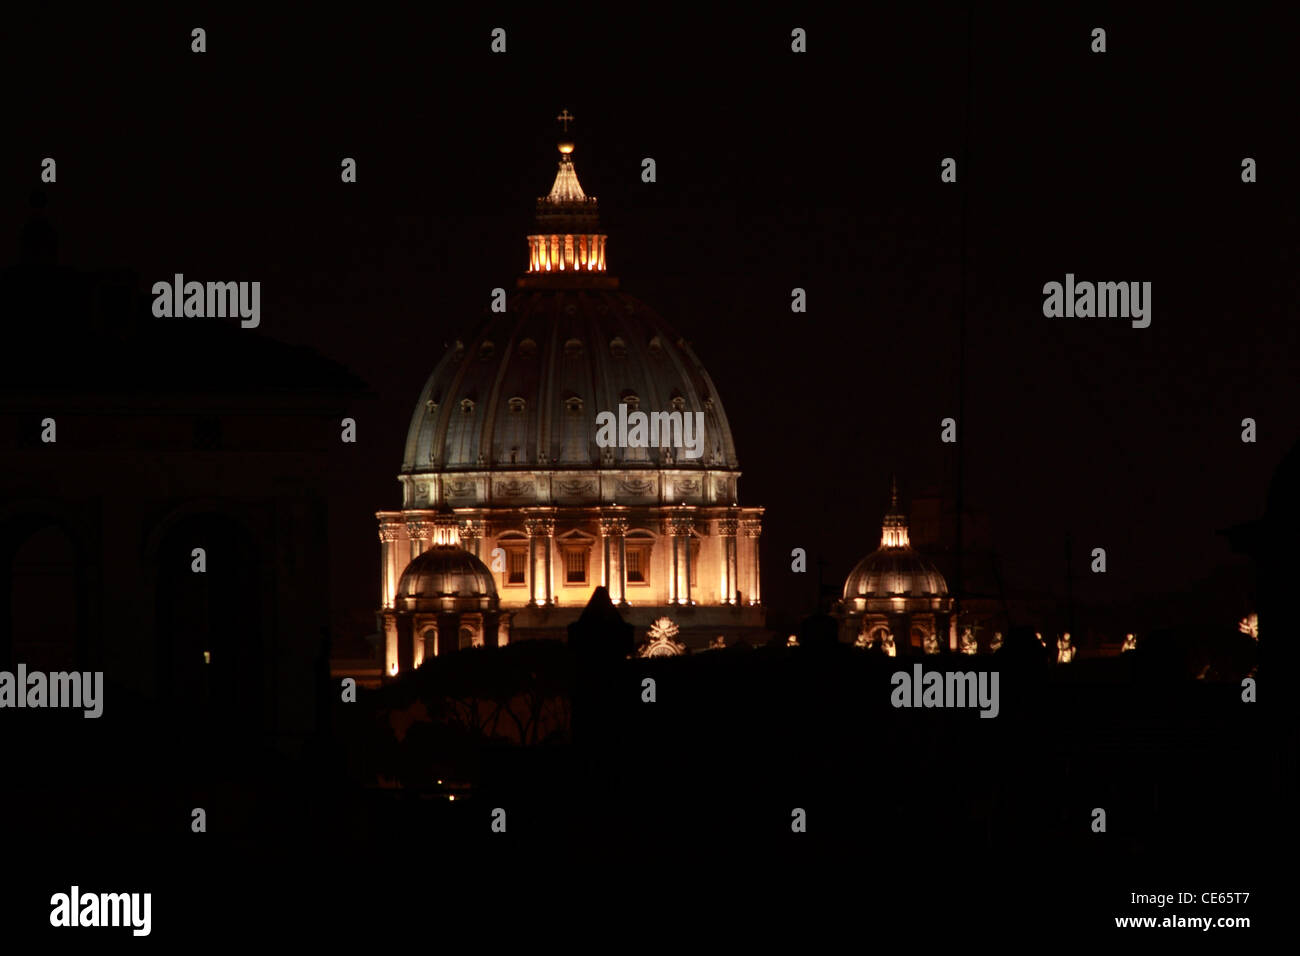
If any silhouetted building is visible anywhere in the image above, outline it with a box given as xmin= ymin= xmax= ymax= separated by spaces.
xmin=0 ymin=195 xmax=368 ymax=751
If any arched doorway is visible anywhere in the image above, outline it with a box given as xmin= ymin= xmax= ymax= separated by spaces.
xmin=153 ymin=513 xmax=264 ymax=732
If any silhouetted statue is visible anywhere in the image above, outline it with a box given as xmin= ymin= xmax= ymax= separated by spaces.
xmin=567 ymin=587 xmax=633 ymax=756
xmin=994 ymin=626 xmax=1049 ymax=719
xmin=796 ymin=610 xmax=838 ymax=652
xmin=567 ymin=586 xmax=634 ymax=663
xmin=997 ymin=626 xmax=1049 ymax=667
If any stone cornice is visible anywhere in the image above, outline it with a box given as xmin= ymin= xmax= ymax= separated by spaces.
xmin=398 ymin=468 xmax=747 ymax=510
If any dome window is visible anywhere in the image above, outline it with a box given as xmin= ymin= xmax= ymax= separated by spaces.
xmin=508 ymin=396 xmax=526 ymax=412
xmin=670 ymin=396 xmax=686 ymax=412
xmin=518 ymin=338 xmax=538 ymax=357
xmin=564 ymin=395 xmax=584 ymax=412
xmin=647 ymin=336 xmax=664 ymax=355
xmin=609 ymin=336 xmax=627 ymax=358
xmin=564 ymin=338 xmax=583 ymax=357
xmin=478 ymin=340 xmax=495 ymax=361
xmin=620 ymin=390 xmax=640 ymax=411
xmin=460 ymin=398 xmax=475 ymax=414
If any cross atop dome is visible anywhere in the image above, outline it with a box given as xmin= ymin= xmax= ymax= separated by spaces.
xmin=522 ymin=112 xmax=613 ymax=287
xmin=545 ymin=108 xmax=587 ymax=204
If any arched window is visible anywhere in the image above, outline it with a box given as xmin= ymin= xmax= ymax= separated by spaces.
xmin=459 ymin=626 xmax=475 ymax=650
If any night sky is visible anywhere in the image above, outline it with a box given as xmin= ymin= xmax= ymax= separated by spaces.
xmin=6 ymin=7 xmax=1296 ymax=634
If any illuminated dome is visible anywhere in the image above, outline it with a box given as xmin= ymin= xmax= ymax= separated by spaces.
xmin=843 ymin=480 xmax=949 ymax=600
xmin=396 ymin=545 xmax=497 ymax=601
xmin=399 ymin=124 xmax=740 ymax=508
xmin=836 ymin=479 xmax=953 ymax=653
xmin=844 ymin=549 xmax=949 ymax=599
xmin=402 ymin=293 xmax=738 ymax=485
xmin=375 ymin=110 xmax=766 ymax=670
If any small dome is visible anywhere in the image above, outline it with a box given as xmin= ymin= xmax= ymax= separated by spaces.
xmin=397 ymin=546 xmax=497 ymax=600
xmin=844 ymin=548 xmax=948 ymax=599
xmin=843 ymin=478 xmax=948 ymax=599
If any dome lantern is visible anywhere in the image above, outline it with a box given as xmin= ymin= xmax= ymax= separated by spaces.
xmin=880 ymin=475 xmax=910 ymax=549
xmin=521 ymin=109 xmax=614 ymax=287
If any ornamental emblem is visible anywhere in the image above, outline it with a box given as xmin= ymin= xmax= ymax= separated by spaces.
xmin=638 ymin=617 xmax=685 ymax=658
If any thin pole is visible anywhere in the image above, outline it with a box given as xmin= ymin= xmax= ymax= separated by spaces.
xmin=954 ymin=3 xmax=974 ymax=631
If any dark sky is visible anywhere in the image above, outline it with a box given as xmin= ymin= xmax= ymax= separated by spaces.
xmin=6 ymin=8 xmax=1297 ymax=633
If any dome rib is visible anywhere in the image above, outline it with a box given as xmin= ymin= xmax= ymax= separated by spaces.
xmin=481 ymin=295 xmax=536 ymax=468
xmin=402 ymin=289 xmax=741 ymax=480
xmin=843 ymin=547 xmax=949 ymax=599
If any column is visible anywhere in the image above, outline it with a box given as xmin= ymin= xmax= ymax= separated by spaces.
xmin=406 ymin=520 xmax=430 ymax=565
xmin=524 ymin=513 xmax=556 ymax=607
xmin=669 ymin=512 xmax=696 ymax=606
xmin=663 ymin=516 xmax=679 ymax=604
xmin=528 ymin=534 xmax=538 ymax=605
xmin=682 ymin=522 xmax=693 ymax=606
xmin=378 ymin=519 xmax=402 ymax=610
xmin=742 ymin=518 xmax=762 ymax=605
xmin=718 ymin=516 xmax=739 ymax=605
xmin=382 ymin=612 xmax=398 ymax=678
xmin=618 ymin=534 xmax=627 ymax=604
xmin=599 ymin=512 xmax=628 ymax=605
xmin=458 ymin=518 xmax=483 ymax=561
